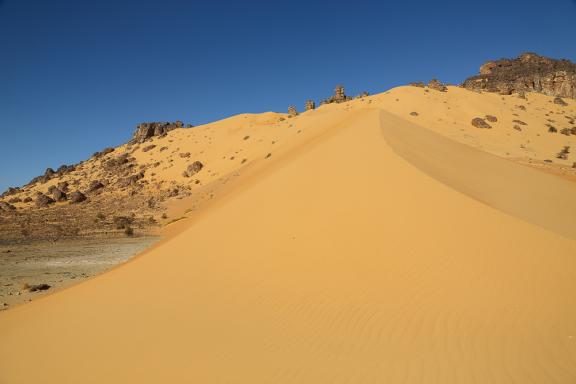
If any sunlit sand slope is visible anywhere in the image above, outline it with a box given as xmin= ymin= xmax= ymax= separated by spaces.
xmin=2 ymin=108 xmax=576 ymax=383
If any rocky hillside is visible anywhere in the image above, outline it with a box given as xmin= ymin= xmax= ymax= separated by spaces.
xmin=462 ymin=52 xmax=576 ymax=98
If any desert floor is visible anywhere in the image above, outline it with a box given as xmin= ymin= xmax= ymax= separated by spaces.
xmin=1 ymin=88 xmax=576 ymax=383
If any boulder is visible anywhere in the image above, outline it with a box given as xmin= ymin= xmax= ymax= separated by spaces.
xmin=35 ymin=193 xmax=55 ymax=207
xmin=87 ymin=180 xmax=104 ymax=193
xmin=471 ymin=118 xmax=492 ymax=129
xmin=69 ymin=191 xmax=87 ymax=203
xmin=184 ymin=161 xmax=203 ymax=177
xmin=554 ymin=97 xmax=568 ymax=106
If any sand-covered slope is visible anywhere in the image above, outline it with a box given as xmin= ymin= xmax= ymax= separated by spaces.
xmin=2 ymin=91 xmax=576 ymax=383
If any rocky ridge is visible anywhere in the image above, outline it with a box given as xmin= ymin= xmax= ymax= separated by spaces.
xmin=462 ymin=52 xmax=576 ymax=99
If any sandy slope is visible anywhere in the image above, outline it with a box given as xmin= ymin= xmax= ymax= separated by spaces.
xmin=2 ymin=93 xmax=576 ymax=383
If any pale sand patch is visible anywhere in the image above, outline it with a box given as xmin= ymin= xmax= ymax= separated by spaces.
xmin=1 ymin=109 xmax=576 ymax=383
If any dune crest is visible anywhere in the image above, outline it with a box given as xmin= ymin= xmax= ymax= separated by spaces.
xmin=2 ymin=101 xmax=576 ymax=382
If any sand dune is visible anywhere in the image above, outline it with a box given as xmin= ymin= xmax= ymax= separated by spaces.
xmin=2 ymin=93 xmax=576 ymax=383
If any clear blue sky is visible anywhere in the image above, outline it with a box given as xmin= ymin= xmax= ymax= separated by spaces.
xmin=1 ymin=0 xmax=576 ymax=192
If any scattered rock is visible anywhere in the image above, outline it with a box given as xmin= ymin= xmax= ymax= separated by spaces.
xmin=512 ymin=119 xmax=527 ymax=125
xmin=485 ymin=115 xmax=498 ymax=122
xmin=0 ymin=201 xmax=16 ymax=211
xmin=69 ymin=191 xmax=87 ymax=203
xmin=87 ymin=180 xmax=104 ymax=193
xmin=35 ymin=193 xmax=55 ymax=208
xmin=554 ymin=97 xmax=568 ymax=106
xmin=471 ymin=118 xmax=492 ymax=129
xmin=409 ymin=112 xmax=419 ymax=116
xmin=52 ymin=189 xmax=67 ymax=202
xmin=93 ymin=147 xmax=115 ymax=159
xmin=117 ymin=172 xmax=144 ymax=188
xmin=513 ymin=125 xmax=522 ymax=131
xmin=142 ymin=145 xmax=156 ymax=152
xmin=557 ymin=146 xmax=570 ymax=160
xmin=26 ymin=283 xmax=51 ymax=292
xmin=183 ymin=161 xmax=203 ymax=177
xmin=428 ymin=79 xmax=448 ymax=92
xmin=179 ymin=152 xmax=191 ymax=158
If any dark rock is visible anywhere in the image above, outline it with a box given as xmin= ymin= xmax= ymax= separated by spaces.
xmin=7 ymin=197 xmax=21 ymax=204
xmin=142 ymin=145 xmax=156 ymax=152
xmin=52 ymin=189 xmax=67 ymax=202
xmin=103 ymin=153 xmax=131 ymax=171
xmin=410 ymin=112 xmax=419 ymax=116
xmin=1 ymin=187 xmax=20 ymax=198
xmin=471 ymin=118 xmax=492 ymax=129
xmin=179 ymin=152 xmax=191 ymax=158
xmin=463 ymin=53 xmax=576 ymax=99
xmin=512 ymin=119 xmax=527 ymax=125
xmin=117 ymin=172 xmax=144 ymax=188
xmin=548 ymin=126 xmax=558 ymax=133
xmin=23 ymin=197 xmax=32 ymax=203
xmin=184 ymin=161 xmax=203 ymax=177
xmin=0 ymin=201 xmax=16 ymax=211
xmin=27 ymin=283 xmax=51 ymax=292
xmin=554 ymin=97 xmax=568 ymax=106
xmin=87 ymin=180 xmax=104 ymax=193
xmin=428 ymin=79 xmax=448 ymax=92
xmin=69 ymin=191 xmax=87 ymax=203
xmin=131 ymin=121 xmax=188 ymax=143
xmin=57 ymin=181 xmax=69 ymax=192
xmin=485 ymin=115 xmax=498 ymax=122
xmin=93 ymin=147 xmax=115 ymax=159
xmin=35 ymin=193 xmax=55 ymax=207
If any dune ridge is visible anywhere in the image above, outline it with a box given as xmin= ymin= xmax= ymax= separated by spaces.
xmin=2 ymin=98 xmax=576 ymax=382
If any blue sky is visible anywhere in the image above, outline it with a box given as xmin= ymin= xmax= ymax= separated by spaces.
xmin=1 ymin=0 xmax=576 ymax=191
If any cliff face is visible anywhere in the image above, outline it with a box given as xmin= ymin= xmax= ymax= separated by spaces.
xmin=462 ymin=53 xmax=576 ymax=98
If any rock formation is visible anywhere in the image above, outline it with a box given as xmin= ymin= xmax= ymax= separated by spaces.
xmin=428 ymin=79 xmax=448 ymax=92
xmin=131 ymin=121 xmax=190 ymax=143
xmin=321 ymin=85 xmax=353 ymax=105
xmin=305 ymin=100 xmax=316 ymax=111
xmin=288 ymin=106 xmax=298 ymax=117
xmin=462 ymin=52 xmax=576 ymax=98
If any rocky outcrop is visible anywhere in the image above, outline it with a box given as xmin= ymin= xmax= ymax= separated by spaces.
xmin=305 ymin=100 xmax=316 ymax=111
xmin=428 ymin=79 xmax=447 ymax=92
xmin=288 ymin=106 xmax=298 ymax=117
xmin=131 ymin=121 xmax=189 ymax=143
xmin=321 ymin=85 xmax=352 ymax=105
xmin=462 ymin=52 xmax=576 ymax=98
